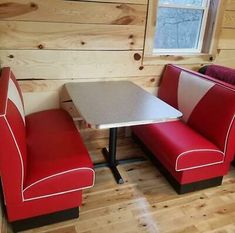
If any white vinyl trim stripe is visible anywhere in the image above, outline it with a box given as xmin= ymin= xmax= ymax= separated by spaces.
xmin=175 ymin=70 xmax=235 ymax=172
xmin=23 ymin=167 xmax=94 ymax=192
xmin=223 ymin=114 xmax=235 ymax=156
xmin=176 ymin=114 xmax=235 ymax=171
xmin=3 ymin=70 xmax=11 ymax=116
xmin=178 ymin=71 xmax=215 ymax=122
xmin=23 ymin=168 xmax=95 ymax=201
xmin=4 ymin=115 xmax=24 ymax=201
xmin=24 ymin=182 xmax=95 ymax=202
xmin=176 ymin=161 xmax=224 ymax=172
xmin=175 ymin=149 xmax=224 ymax=171
xmin=1 ymin=70 xmax=96 ymax=203
xmin=5 ymin=75 xmax=26 ymax=200
xmin=8 ymin=79 xmax=25 ymax=124
xmin=0 ymin=70 xmax=25 ymax=201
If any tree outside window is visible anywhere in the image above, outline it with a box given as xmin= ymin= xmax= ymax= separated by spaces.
xmin=154 ymin=0 xmax=210 ymax=53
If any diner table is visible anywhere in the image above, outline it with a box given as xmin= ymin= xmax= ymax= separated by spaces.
xmin=65 ymin=81 xmax=182 ymax=184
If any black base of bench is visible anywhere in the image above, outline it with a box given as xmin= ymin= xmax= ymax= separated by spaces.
xmin=232 ymin=159 xmax=235 ymax=167
xmin=11 ymin=207 xmax=79 ymax=233
xmin=132 ymin=133 xmax=223 ymax=194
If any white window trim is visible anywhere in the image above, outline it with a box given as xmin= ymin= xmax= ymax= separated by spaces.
xmin=143 ymin=0 xmax=227 ymax=65
xmin=154 ymin=0 xmax=210 ymax=54
xmin=158 ymin=0 xmax=208 ymax=9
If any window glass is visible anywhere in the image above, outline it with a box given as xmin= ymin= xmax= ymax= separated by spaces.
xmin=144 ymin=0 xmax=220 ymax=59
xmin=154 ymin=8 xmax=203 ymax=49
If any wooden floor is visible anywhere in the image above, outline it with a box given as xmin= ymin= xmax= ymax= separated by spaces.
xmin=5 ymin=135 xmax=235 ymax=233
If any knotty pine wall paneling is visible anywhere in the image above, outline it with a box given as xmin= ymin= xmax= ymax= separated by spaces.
xmin=0 ymin=0 xmax=154 ymax=115
xmin=0 ymin=0 xmax=234 ymax=120
xmin=216 ymin=0 xmax=235 ymax=67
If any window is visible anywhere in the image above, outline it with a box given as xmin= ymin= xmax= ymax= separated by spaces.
xmin=154 ymin=0 xmax=210 ymax=53
xmin=144 ymin=0 xmax=222 ymax=59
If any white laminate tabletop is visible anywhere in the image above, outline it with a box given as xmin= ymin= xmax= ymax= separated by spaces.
xmin=65 ymin=81 xmax=182 ymax=129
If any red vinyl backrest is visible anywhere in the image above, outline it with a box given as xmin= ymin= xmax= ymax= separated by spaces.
xmin=158 ymin=64 xmax=235 ymax=163
xmin=0 ymin=67 xmax=26 ymax=204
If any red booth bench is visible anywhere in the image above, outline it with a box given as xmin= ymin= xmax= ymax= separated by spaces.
xmin=198 ymin=64 xmax=235 ymax=165
xmin=132 ymin=64 xmax=235 ymax=194
xmin=0 ymin=67 xmax=95 ymax=232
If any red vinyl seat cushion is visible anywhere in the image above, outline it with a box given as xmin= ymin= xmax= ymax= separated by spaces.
xmin=132 ymin=121 xmax=224 ymax=171
xmin=24 ymin=109 xmax=94 ymax=200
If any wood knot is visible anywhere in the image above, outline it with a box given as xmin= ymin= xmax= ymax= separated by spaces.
xmin=81 ymin=41 xmax=86 ymax=45
xmin=134 ymin=53 xmax=141 ymax=61
xmin=129 ymin=34 xmax=133 ymax=39
xmin=8 ymin=54 xmax=14 ymax=58
xmin=112 ymin=16 xmax=135 ymax=25
xmin=130 ymin=42 xmax=134 ymax=45
xmin=150 ymin=78 xmax=155 ymax=82
xmin=38 ymin=44 xmax=44 ymax=49
xmin=199 ymin=204 xmax=206 ymax=208
xmin=0 ymin=3 xmax=11 ymax=7
xmin=30 ymin=2 xmax=38 ymax=8
xmin=139 ymin=66 xmax=144 ymax=70
xmin=116 ymin=4 xmax=124 ymax=9
xmin=209 ymin=56 xmax=214 ymax=61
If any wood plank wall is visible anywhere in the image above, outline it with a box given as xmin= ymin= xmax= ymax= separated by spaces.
xmin=217 ymin=0 xmax=235 ymax=67
xmin=0 ymin=0 xmax=234 ymax=115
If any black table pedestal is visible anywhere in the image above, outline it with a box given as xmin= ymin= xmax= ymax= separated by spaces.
xmin=94 ymin=128 xmax=145 ymax=184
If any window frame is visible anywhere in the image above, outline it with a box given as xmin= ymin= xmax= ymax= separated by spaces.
xmin=143 ymin=0 xmax=227 ymax=65
xmin=154 ymin=0 xmax=210 ymax=54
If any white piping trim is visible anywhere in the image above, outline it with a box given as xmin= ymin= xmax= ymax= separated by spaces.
xmin=170 ymin=65 xmax=235 ymax=92
xmin=175 ymin=149 xmax=224 ymax=171
xmin=23 ymin=168 xmax=95 ymax=201
xmin=174 ymin=65 xmax=235 ymax=92
xmin=174 ymin=69 xmax=235 ymax=172
xmin=0 ymin=70 xmax=25 ymax=201
xmin=24 ymin=183 xmax=95 ymax=202
xmin=23 ymin=167 xmax=94 ymax=193
xmin=3 ymin=115 xmax=24 ymax=201
xmin=176 ymin=160 xmax=224 ymax=172
xmin=175 ymin=114 xmax=235 ymax=171
xmin=223 ymin=114 xmax=235 ymax=156
xmin=8 ymin=79 xmax=25 ymax=124
xmin=1 ymin=71 xmax=96 ymax=203
xmin=3 ymin=70 xmax=11 ymax=116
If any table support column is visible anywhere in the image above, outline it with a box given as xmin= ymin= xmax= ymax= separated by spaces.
xmin=101 ymin=128 xmax=124 ymax=184
xmin=96 ymin=128 xmax=145 ymax=184
xmin=109 ymin=127 xmax=117 ymax=165
xmin=109 ymin=128 xmax=124 ymax=184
